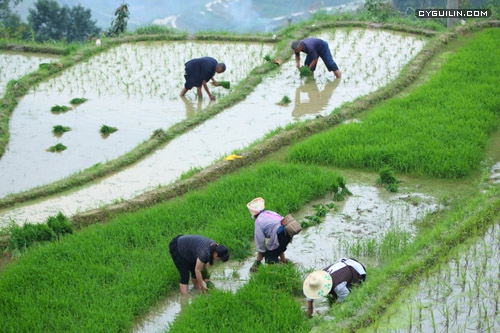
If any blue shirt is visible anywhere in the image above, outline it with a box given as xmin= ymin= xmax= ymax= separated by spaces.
xmin=184 ymin=57 xmax=217 ymax=87
xmin=295 ymin=38 xmax=324 ymax=59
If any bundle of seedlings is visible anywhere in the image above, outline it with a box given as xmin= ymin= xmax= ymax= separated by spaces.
xmin=299 ymin=66 xmax=312 ymax=77
xmin=219 ymin=81 xmax=230 ymax=89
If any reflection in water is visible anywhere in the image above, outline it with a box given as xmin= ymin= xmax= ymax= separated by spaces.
xmin=180 ymin=96 xmax=205 ymax=117
xmin=292 ymin=77 xmax=340 ymax=120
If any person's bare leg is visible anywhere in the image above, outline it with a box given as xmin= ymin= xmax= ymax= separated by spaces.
xmin=180 ymin=283 xmax=189 ymax=295
xmin=333 ymin=70 xmax=341 ymax=78
xmin=180 ymin=87 xmax=188 ymax=97
xmin=192 ymin=277 xmax=202 ymax=290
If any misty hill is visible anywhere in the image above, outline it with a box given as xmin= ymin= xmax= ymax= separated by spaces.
xmin=12 ymin=0 xmax=362 ymax=33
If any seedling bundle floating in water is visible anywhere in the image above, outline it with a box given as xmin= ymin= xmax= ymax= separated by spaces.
xmin=100 ymin=125 xmax=118 ymax=135
xmin=50 ymin=105 xmax=71 ymax=114
xmin=277 ymin=95 xmax=291 ymax=106
xmin=47 ymin=143 xmax=67 ymax=152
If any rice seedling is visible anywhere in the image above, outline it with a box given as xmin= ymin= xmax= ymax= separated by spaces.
xmin=299 ymin=65 xmax=312 ymax=77
xmin=219 ymin=81 xmax=230 ymax=89
xmin=47 ymin=143 xmax=67 ymax=152
xmin=52 ymin=125 xmax=71 ymax=135
xmin=100 ymin=125 xmax=118 ymax=135
xmin=69 ymin=97 xmax=88 ymax=105
xmin=376 ymin=166 xmax=400 ymax=192
xmin=277 ymin=95 xmax=291 ymax=106
xmin=50 ymin=105 xmax=71 ymax=113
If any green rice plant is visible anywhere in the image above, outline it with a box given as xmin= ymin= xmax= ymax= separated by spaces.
xmin=264 ymin=54 xmax=272 ymax=62
xmin=50 ymin=105 xmax=71 ymax=113
xmin=313 ymin=203 xmax=328 ymax=217
xmin=219 ymin=81 xmax=230 ymax=89
xmin=47 ymin=143 xmax=67 ymax=152
xmin=7 ymin=223 xmax=55 ymax=254
xmin=299 ymin=65 xmax=312 ymax=77
xmin=376 ymin=167 xmax=399 ymax=192
xmin=277 ymin=95 xmax=291 ymax=106
xmin=168 ymin=264 xmax=310 ymax=332
xmin=46 ymin=212 xmax=73 ymax=238
xmin=52 ymin=125 xmax=71 ymax=135
xmin=100 ymin=125 xmax=118 ymax=134
xmin=69 ymin=97 xmax=88 ymax=105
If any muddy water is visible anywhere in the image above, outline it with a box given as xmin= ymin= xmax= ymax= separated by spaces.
xmin=0 ymin=51 xmax=59 ymax=96
xmin=132 ymin=184 xmax=440 ymax=332
xmin=0 ymin=29 xmax=427 ymax=227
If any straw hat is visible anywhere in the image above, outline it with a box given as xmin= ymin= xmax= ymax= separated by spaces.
xmin=247 ymin=197 xmax=265 ymax=217
xmin=303 ymin=270 xmax=333 ymax=299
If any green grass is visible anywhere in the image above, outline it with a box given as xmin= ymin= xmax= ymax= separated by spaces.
xmin=0 ymin=162 xmax=344 ymax=332
xmin=168 ymin=263 xmax=310 ymax=332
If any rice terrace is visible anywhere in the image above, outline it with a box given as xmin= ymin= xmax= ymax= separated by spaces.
xmin=0 ymin=1 xmax=499 ymax=332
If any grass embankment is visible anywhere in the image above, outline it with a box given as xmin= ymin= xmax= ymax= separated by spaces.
xmin=0 ymin=162 xmax=345 ymax=331
xmin=287 ymin=28 xmax=500 ymax=179
xmin=167 ymin=28 xmax=500 ymax=332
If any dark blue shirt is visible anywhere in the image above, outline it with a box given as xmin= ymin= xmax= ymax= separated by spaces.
xmin=295 ymin=38 xmax=324 ymax=59
xmin=184 ymin=57 xmax=217 ymax=87
xmin=176 ymin=234 xmax=215 ymax=264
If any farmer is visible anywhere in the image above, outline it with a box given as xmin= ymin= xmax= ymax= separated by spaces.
xmin=179 ymin=57 xmax=226 ymax=101
xmin=303 ymin=258 xmax=366 ymax=318
xmin=291 ymin=38 xmax=341 ymax=78
xmin=169 ymin=234 xmax=229 ymax=295
xmin=247 ymin=197 xmax=292 ymax=271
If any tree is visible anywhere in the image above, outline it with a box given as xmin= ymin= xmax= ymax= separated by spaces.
xmin=28 ymin=0 xmax=68 ymax=42
xmin=28 ymin=0 xmax=101 ymax=43
xmin=66 ymin=4 xmax=101 ymax=43
xmin=108 ymin=2 xmax=130 ymax=37
xmin=0 ymin=0 xmax=29 ymax=39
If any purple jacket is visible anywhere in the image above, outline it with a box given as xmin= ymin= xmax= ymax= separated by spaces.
xmin=254 ymin=210 xmax=283 ymax=253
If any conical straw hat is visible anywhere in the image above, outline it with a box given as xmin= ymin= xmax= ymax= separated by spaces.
xmin=247 ymin=197 xmax=265 ymax=217
xmin=303 ymin=270 xmax=332 ymax=299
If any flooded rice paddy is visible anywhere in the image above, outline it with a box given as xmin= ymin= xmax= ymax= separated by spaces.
xmin=0 ymin=51 xmax=58 ymax=96
xmin=360 ymin=223 xmax=500 ymax=333
xmin=0 ymin=41 xmax=273 ymax=198
xmin=0 ymin=29 xmax=426 ymax=227
xmin=133 ymin=184 xmax=440 ymax=332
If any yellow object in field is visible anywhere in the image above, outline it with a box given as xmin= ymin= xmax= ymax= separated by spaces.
xmin=224 ymin=153 xmax=243 ymax=161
